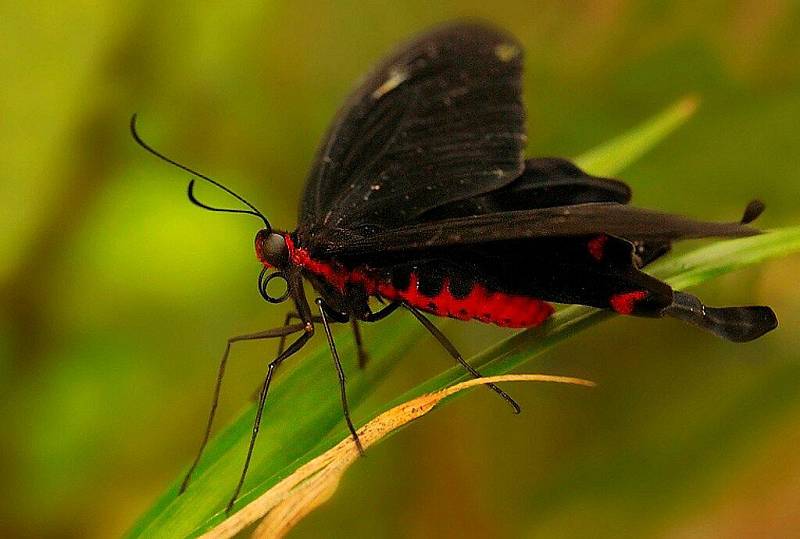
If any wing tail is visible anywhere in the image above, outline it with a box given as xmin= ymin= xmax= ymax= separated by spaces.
xmin=664 ymin=292 xmax=777 ymax=342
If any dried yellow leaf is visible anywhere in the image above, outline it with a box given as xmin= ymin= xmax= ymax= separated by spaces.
xmin=199 ymin=374 xmax=594 ymax=539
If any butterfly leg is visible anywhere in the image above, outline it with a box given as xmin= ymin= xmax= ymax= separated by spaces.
xmin=315 ymin=298 xmax=365 ymax=455
xmin=181 ymin=322 xmax=310 ymax=495
xmin=350 ymin=301 xmax=402 ymax=368
xmin=244 ymin=313 xmax=325 ymax=403
xmin=362 ymin=301 xmax=401 ymax=322
xmin=227 ymin=324 xmax=315 ymax=513
xmin=350 ymin=319 xmax=369 ymax=369
xmin=276 ymin=312 xmax=324 ymax=356
xmin=403 ymin=304 xmax=521 ymax=414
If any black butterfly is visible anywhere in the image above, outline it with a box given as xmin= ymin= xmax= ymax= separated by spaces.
xmin=132 ymin=22 xmax=777 ymax=513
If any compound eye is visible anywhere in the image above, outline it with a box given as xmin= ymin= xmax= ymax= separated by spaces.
xmin=263 ymin=233 xmax=289 ymax=268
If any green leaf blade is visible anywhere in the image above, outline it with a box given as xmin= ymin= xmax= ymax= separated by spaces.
xmin=575 ymin=95 xmax=700 ymax=176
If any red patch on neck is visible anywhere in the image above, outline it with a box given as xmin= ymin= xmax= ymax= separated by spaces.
xmin=610 ymin=290 xmax=648 ymax=315
xmin=286 ymin=235 xmax=372 ymax=293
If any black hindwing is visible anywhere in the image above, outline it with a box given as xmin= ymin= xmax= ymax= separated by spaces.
xmin=421 ymin=157 xmax=632 ymax=220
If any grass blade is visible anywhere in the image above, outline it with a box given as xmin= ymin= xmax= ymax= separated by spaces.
xmin=575 ymin=95 xmax=699 ymax=175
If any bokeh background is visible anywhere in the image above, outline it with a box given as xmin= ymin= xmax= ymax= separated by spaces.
xmin=2 ymin=1 xmax=800 ymax=537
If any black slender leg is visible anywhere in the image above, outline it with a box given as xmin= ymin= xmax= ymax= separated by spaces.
xmin=351 ymin=319 xmax=369 ymax=369
xmin=278 ymin=312 xmax=324 ymax=356
xmin=349 ymin=302 xmax=400 ymax=368
xmin=363 ymin=301 xmax=401 ymax=322
xmin=226 ymin=326 xmax=314 ymax=513
xmin=179 ymin=322 xmax=309 ymax=495
xmin=404 ymin=305 xmax=521 ymax=414
xmin=316 ymin=298 xmax=365 ymax=455
xmin=246 ymin=313 xmax=325 ymax=402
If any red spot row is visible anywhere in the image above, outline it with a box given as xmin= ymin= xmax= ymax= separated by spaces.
xmin=587 ymin=234 xmax=608 ymax=262
xmin=378 ymin=275 xmax=553 ymax=328
xmin=609 ymin=290 xmax=648 ymax=315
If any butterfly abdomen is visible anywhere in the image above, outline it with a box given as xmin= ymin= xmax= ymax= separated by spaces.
xmin=289 ymin=236 xmax=552 ymax=328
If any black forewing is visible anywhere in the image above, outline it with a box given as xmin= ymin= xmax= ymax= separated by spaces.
xmin=298 ymin=22 xmax=526 ymax=236
xmin=320 ymin=203 xmax=760 ymax=258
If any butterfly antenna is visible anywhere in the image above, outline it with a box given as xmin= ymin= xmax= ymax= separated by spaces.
xmin=130 ymin=114 xmax=271 ymax=231
xmin=186 ymin=180 xmax=268 ymax=222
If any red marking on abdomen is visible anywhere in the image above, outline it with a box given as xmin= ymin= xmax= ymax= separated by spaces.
xmin=282 ymin=236 xmax=553 ymax=329
xmin=588 ymin=234 xmax=608 ymax=261
xmin=610 ymin=290 xmax=648 ymax=315
xmin=378 ymin=276 xmax=553 ymax=328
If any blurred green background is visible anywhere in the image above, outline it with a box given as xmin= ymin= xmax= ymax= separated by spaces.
xmin=2 ymin=1 xmax=799 ymax=537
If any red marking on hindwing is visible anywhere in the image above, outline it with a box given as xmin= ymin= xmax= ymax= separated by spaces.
xmin=610 ymin=290 xmax=648 ymax=315
xmin=281 ymin=236 xmax=554 ymax=329
xmin=588 ymin=234 xmax=608 ymax=261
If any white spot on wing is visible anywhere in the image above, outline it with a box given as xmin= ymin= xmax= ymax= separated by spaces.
xmin=494 ymin=43 xmax=519 ymax=62
xmin=371 ymin=68 xmax=408 ymax=100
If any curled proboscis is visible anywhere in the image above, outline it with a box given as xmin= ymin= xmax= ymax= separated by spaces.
xmin=258 ymin=267 xmax=290 ymax=304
